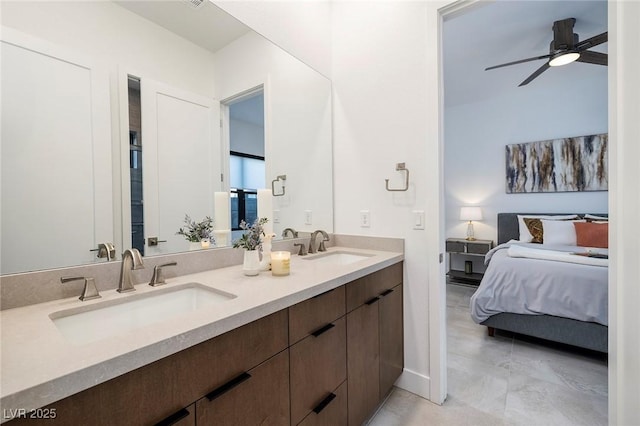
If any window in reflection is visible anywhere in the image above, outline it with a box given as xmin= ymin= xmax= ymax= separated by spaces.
xmin=128 ymin=76 xmax=145 ymax=255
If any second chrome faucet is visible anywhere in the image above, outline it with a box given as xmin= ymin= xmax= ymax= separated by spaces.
xmin=118 ymin=248 xmax=144 ymax=293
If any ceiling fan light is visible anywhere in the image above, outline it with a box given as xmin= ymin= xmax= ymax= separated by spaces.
xmin=549 ymin=51 xmax=581 ymax=67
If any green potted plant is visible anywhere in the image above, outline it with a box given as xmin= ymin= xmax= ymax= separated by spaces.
xmin=176 ymin=214 xmax=214 ymax=249
xmin=233 ymin=217 xmax=268 ymax=275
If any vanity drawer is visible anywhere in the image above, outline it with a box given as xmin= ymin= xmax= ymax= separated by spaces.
xmin=195 ymin=350 xmax=290 ymax=425
xmin=289 ymin=286 xmax=345 ymax=344
xmin=297 ymin=380 xmax=347 ymax=426
xmin=176 ymin=309 xmax=288 ymax=404
xmin=346 ymin=262 xmax=403 ymax=312
xmin=290 ymin=317 xmax=347 ymax=425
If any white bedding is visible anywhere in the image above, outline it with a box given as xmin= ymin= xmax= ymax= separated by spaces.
xmin=470 ymin=242 xmax=609 ymax=326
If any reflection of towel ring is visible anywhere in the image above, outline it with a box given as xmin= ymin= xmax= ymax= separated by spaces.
xmin=385 ymin=163 xmax=409 ymax=192
xmin=272 ymin=175 xmax=287 ymax=196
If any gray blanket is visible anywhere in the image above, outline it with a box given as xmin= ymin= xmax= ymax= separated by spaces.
xmin=470 ymin=242 xmax=608 ymax=325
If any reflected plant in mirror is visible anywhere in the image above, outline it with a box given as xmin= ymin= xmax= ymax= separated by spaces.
xmin=176 ymin=215 xmax=214 ymax=245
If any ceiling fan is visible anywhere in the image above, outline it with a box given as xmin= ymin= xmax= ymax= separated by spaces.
xmin=485 ymin=18 xmax=608 ymax=86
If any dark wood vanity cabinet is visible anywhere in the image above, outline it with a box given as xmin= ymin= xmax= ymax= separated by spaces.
xmin=289 ymin=287 xmax=347 ymax=425
xmin=9 ymin=262 xmax=403 ymax=426
xmin=346 ymin=262 xmax=403 ymax=425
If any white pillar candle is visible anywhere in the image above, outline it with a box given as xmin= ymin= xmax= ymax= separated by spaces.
xmin=214 ymin=192 xmax=230 ymax=230
xmin=257 ymin=188 xmax=273 ymax=234
xmin=271 ymin=251 xmax=290 ymax=276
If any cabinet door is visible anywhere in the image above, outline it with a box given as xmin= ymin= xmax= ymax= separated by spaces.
xmin=379 ymin=284 xmax=404 ymax=399
xmin=290 ymin=317 xmax=347 ymax=424
xmin=347 ymin=301 xmax=380 ymax=426
xmin=297 ymin=380 xmax=347 ymax=426
xmin=196 ymin=350 xmax=290 ymax=425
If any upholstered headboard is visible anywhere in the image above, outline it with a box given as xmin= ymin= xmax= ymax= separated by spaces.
xmin=497 ymin=213 xmax=609 ymax=245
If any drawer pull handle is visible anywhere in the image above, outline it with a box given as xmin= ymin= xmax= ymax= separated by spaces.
xmin=365 ymin=296 xmax=380 ymax=305
xmin=313 ymin=392 xmax=337 ymax=414
xmin=155 ymin=408 xmax=190 ymax=426
xmin=311 ymin=322 xmax=335 ymax=337
xmin=380 ymin=289 xmax=394 ymax=297
xmin=205 ymin=372 xmax=252 ymax=401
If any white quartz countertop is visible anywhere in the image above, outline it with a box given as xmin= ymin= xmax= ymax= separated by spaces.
xmin=0 ymin=247 xmax=402 ymax=413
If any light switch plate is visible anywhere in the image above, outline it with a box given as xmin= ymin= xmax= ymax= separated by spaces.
xmin=360 ymin=210 xmax=371 ymax=228
xmin=273 ymin=209 xmax=280 ymax=223
xmin=413 ymin=210 xmax=425 ymax=230
xmin=304 ymin=210 xmax=312 ymax=225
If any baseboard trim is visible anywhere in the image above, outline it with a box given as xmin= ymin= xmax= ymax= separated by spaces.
xmin=394 ymin=368 xmax=431 ymax=401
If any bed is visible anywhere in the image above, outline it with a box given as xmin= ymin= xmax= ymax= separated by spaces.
xmin=470 ymin=213 xmax=608 ymax=353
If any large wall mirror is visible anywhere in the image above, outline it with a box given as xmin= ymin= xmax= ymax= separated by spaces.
xmin=1 ymin=0 xmax=333 ymax=275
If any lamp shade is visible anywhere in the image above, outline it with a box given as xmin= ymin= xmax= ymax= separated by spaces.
xmin=460 ymin=207 xmax=483 ymax=221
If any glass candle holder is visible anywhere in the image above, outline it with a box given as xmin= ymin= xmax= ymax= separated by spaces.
xmin=271 ymin=251 xmax=290 ymax=276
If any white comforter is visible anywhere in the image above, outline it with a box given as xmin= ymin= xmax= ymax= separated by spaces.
xmin=470 ymin=242 xmax=609 ymax=326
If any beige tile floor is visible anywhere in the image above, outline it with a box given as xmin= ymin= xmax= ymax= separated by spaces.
xmin=369 ymin=283 xmax=608 ymax=426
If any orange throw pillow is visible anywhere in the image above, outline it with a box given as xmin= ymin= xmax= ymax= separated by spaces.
xmin=574 ymin=222 xmax=608 ymax=248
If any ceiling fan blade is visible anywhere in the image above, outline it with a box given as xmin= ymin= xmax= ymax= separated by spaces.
xmin=576 ymin=32 xmax=608 ymax=50
xmin=486 ymin=53 xmax=552 ymax=71
xmin=577 ymin=50 xmax=608 ymax=66
xmin=518 ymin=62 xmax=550 ymax=86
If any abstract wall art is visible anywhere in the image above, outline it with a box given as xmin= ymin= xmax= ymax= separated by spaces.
xmin=505 ymin=133 xmax=608 ymax=193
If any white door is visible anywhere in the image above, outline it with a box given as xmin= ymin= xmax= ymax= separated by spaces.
xmin=1 ymin=28 xmax=112 ymax=274
xmin=141 ymin=80 xmax=221 ymax=255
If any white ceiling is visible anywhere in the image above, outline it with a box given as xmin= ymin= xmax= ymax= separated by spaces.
xmin=443 ymin=1 xmax=608 ymax=107
xmin=115 ymin=0 xmax=250 ymax=53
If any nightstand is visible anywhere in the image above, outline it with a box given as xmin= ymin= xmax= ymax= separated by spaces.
xmin=445 ymin=238 xmax=493 ymax=285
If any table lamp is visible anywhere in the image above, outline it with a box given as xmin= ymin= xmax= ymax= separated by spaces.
xmin=460 ymin=207 xmax=483 ymax=241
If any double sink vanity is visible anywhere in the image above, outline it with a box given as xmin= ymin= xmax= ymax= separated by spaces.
xmin=1 ymin=237 xmax=404 ymax=425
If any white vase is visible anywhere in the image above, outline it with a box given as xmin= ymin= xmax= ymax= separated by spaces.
xmin=189 ymin=242 xmax=201 ymax=251
xmin=243 ymin=250 xmax=261 ymax=276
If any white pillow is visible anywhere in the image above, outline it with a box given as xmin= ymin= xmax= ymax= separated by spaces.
xmin=517 ymin=214 xmax=579 ymax=242
xmin=541 ymin=219 xmax=586 ymax=246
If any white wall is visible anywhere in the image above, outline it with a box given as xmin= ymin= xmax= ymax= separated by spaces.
xmin=1 ymin=1 xmax=217 ymax=97
xmin=230 ymin=118 xmax=265 ymax=157
xmin=608 ymin=1 xmax=640 ymax=424
xmin=332 ymin=1 xmax=437 ymax=398
xmin=444 ymin=73 xmax=608 ymax=244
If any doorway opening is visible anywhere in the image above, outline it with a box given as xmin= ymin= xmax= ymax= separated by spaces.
xmin=221 ymin=87 xmax=265 ymax=240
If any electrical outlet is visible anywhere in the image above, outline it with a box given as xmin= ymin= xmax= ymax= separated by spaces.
xmin=413 ymin=210 xmax=425 ymax=230
xmin=360 ymin=210 xmax=371 ymax=228
xmin=273 ymin=209 xmax=280 ymax=223
xmin=304 ymin=210 xmax=312 ymax=225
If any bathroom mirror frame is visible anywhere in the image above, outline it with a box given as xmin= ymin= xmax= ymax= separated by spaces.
xmin=0 ymin=0 xmax=333 ymax=275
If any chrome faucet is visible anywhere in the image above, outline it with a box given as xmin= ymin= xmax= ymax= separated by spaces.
xmin=282 ymin=228 xmax=298 ymax=238
xmin=308 ymin=230 xmax=330 ymax=254
xmin=61 ymin=276 xmax=101 ymax=301
xmin=149 ymin=262 xmax=177 ymax=287
xmin=118 ymin=248 xmax=144 ymax=293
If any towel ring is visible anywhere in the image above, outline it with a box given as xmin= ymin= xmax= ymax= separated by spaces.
xmin=385 ymin=163 xmax=409 ymax=192
xmin=271 ymin=175 xmax=286 ymax=196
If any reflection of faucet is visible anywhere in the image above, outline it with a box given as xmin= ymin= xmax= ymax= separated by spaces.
xmin=282 ymin=228 xmax=298 ymax=238
xmin=308 ymin=230 xmax=329 ymax=254
xmin=118 ymin=249 xmax=144 ymax=293
xmin=91 ymin=242 xmax=116 ymax=261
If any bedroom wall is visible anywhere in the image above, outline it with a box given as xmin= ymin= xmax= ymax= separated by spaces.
xmin=444 ymin=73 xmax=608 ymax=244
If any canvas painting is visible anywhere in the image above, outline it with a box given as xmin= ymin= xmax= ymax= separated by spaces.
xmin=505 ymin=134 xmax=608 ymax=193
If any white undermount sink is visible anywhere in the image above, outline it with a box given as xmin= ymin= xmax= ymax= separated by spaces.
xmin=50 ymin=283 xmax=236 ymax=345
xmin=301 ymin=251 xmax=373 ymax=265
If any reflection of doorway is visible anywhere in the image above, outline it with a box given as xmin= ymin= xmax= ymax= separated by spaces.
xmin=222 ymin=88 xmax=265 ymax=239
